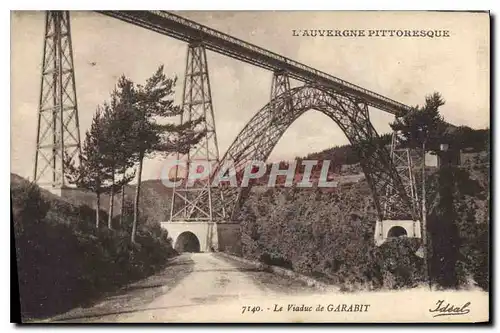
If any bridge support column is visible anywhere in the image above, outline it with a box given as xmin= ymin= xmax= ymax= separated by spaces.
xmin=249 ymin=69 xmax=292 ymax=158
xmin=270 ymin=70 xmax=292 ymax=117
xmin=33 ymin=11 xmax=81 ymax=195
xmin=170 ymin=42 xmax=225 ymax=221
xmin=376 ymin=130 xmax=421 ymax=246
xmin=270 ymin=70 xmax=291 ymax=100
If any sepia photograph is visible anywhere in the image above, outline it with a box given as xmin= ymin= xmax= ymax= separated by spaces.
xmin=10 ymin=10 xmax=490 ymax=323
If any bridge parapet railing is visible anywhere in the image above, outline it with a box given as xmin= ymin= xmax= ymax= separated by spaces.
xmin=145 ymin=10 xmax=410 ymax=114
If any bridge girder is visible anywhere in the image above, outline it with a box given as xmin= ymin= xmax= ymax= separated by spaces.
xmin=98 ymin=10 xmax=410 ymax=116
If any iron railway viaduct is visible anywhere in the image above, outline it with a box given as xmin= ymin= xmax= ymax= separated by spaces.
xmin=33 ymin=11 xmax=422 ymax=253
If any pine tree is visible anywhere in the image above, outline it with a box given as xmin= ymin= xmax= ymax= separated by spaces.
xmin=123 ymin=66 xmax=205 ymax=243
xmin=101 ymin=89 xmax=136 ymax=229
xmin=65 ymin=66 xmax=204 ymax=236
xmin=111 ymin=76 xmax=139 ymax=227
xmin=390 ymin=92 xmax=447 ymax=151
xmin=101 ymin=102 xmax=116 ymax=229
xmin=64 ymin=108 xmax=110 ymax=228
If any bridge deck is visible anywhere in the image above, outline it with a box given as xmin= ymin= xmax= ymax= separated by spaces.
xmin=98 ymin=10 xmax=410 ymax=116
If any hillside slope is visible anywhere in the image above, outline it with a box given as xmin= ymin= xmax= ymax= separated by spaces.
xmin=11 ymin=176 xmax=175 ymax=320
xmin=11 ymin=174 xmax=174 ymax=225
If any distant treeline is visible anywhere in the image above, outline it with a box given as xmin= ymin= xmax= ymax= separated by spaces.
xmin=301 ymin=127 xmax=489 ymax=170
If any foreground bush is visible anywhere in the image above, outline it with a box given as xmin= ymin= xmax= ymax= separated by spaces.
xmin=12 ymin=182 xmax=176 ymax=320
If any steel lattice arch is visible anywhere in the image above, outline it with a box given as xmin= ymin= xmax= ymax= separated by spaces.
xmin=182 ymin=84 xmax=416 ymax=222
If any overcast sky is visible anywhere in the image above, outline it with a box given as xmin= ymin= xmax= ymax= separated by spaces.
xmin=11 ymin=11 xmax=489 ymax=182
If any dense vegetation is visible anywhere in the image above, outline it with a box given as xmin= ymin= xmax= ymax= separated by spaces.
xmin=427 ymin=160 xmax=489 ymax=290
xmin=238 ymin=159 xmax=489 ymax=291
xmin=12 ymin=178 xmax=176 ymax=320
xmin=238 ymin=184 xmax=420 ymax=290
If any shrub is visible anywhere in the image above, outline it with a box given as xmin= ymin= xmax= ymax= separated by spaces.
xmin=12 ymin=182 xmax=176 ymax=320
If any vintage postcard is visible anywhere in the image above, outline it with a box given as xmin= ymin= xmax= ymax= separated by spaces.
xmin=11 ymin=10 xmax=490 ymax=323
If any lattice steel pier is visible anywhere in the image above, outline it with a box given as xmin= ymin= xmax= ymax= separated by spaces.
xmin=375 ymin=130 xmax=421 ymax=245
xmin=33 ymin=11 xmax=81 ymax=192
xmin=169 ymin=43 xmax=224 ymax=222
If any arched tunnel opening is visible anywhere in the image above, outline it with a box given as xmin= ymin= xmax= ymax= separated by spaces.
xmin=387 ymin=226 xmax=408 ymax=238
xmin=175 ymin=231 xmax=201 ymax=253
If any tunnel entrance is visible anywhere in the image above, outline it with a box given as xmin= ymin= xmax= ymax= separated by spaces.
xmin=387 ymin=226 xmax=408 ymax=238
xmin=175 ymin=231 xmax=201 ymax=253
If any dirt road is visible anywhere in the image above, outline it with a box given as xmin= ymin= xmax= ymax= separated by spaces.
xmin=45 ymin=253 xmax=489 ymax=323
xmin=49 ymin=253 xmax=317 ymax=323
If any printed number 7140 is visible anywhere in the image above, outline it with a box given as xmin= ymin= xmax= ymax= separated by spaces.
xmin=241 ymin=306 xmax=261 ymax=314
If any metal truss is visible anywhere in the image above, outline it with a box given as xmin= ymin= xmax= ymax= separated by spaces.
xmin=34 ymin=11 xmax=81 ymax=188
xmin=270 ymin=70 xmax=292 ymax=103
xmin=169 ymin=43 xmax=224 ymax=221
xmin=211 ymin=70 xmax=294 ymax=219
xmin=382 ymin=131 xmax=420 ymax=220
xmin=254 ymin=71 xmax=292 ymax=159
xmin=98 ymin=11 xmax=410 ymax=116
xmin=211 ymin=84 xmax=413 ymax=221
